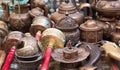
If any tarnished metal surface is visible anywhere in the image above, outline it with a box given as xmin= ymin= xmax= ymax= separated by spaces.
xmin=52 ymin=41 xmax=89 ymax=70
xmin=51 ymin=2 xmax=84 ymax=25
xmin=30 ymin=16 xmax=52 ymax=36
xmin=91 ymin=0 xmax=120 ymax=17
xmin=56 ymin=15 xmax=80 ymax=45
xmin=9 ymin=4 xmax=32 ymax=33
xmin=29 ymin=7 xmax=44 ymax=18
xmin=1 ymin=31 xmax=24 ymax=54
xmin=80 ymin=20 xmax=103 ymax=43
xmin=16 ymin=35 xmax=40 ymax=57
xmin=77 ymin=42 xmax=102 ymax=66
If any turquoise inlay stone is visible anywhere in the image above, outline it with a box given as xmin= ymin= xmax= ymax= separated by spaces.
xmin=62 ymin=40 xmax=66 ymax=44
xmin=14 ymin=0 xmax=29 ymax=5
xmin=9 ymin=4 xmax=14 ymax=14
xmin=0 ymin=9 xmax=3 ymax=14
xmin=118 ymin=44 xmax=120 ymax=47
xmin=9 ymin=4 xmax=14 ymax=10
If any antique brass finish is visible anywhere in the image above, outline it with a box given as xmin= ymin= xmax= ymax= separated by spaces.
xmin=101 ymin=41 xmax=120 ymax=61
xmin=40 ymin=28 xmax=65 ymax=51
xmin=80 ymin=20 xmax=103 ymax=43
xmin=30 ymin=16 xmax=52 ymax=36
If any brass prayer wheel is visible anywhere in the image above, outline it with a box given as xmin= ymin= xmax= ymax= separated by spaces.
xmin=40 ymin=28 xmax=65 ymax=51
xmin=15 ymin=33 xmax=43 ymax=70
xmin=30 ymin=16 xmax=52 ymax=37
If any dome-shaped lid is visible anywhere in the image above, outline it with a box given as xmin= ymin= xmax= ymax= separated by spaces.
xmin=29 ymin=7 xmax=44 ymax=18
xmin=58 ymin=2 xmax=77 ymax=14
xmin=56 ymin=14 xmax=78 ymax=31
xmin=80 ymin=20 xmax=102 ymax=31
xmin=7 ymin=31 xmax=24 ymax=41
xmin=96 ymin=0 xmax=120 ymax=10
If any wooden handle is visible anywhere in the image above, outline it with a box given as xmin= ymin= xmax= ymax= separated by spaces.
xmin=35 ymin=31 xmax=41 ymax=41
xmin=111 ymin=61 xmax=119 ymax=70
xmin=2 ymin=47 xmax=16 ymax=70
xmin=0 ymin=50 xmax=6 ymax=69
xmin=40 ymin=47 xmax=52 ymax=70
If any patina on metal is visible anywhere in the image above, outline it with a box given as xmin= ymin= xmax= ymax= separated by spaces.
xmin=29 ymin=0 xmax=48 ymax=17
xmin=2 ymin=2 xmax=32 ymax=33
xmin=111 ymin=21 xmax=120 ymax=45
xmin=52 ymin=41 xmax=89 ymax=70
xmin=80 ymin=20 xmax=103 ymax=43
xmin=1 ymin=31 xmax=24 ymax=54
xmin=56 ymin=13 xmax=80 ymax=45
xmin=9 ymin=4 xmax=32 ymax=33
xmin=15 ymin=33 xmax=43 ymax=70
xmin=76 ymin=42 xmax=102 ymax=67
xmin=91 ymin=0 xmax=120 ymax=17
xmin=30 ymin=16 xmax=52 ymax=37
xmin=29 ymin=7 xmax=44 ymax=18
xmin=16 ymin=33 xmax=40 ymax=57
xmin=51 ymin=2 xmax=90 ymax=25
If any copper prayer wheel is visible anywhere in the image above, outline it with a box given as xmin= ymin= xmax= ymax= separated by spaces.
xmin=0 ymin=21 xmax=8 ymax=38
xmin=16 ymin=33 xmax=41 ymax=57
xmin=15 ymin=33 xmax=43 ymax=70
xmin=1 ymin=31 xmax=24 ymax=54
xmin=30 ymin=16 xmax=52 ymax=37
xmin=80 ymin=20 xmax=103 ymax=43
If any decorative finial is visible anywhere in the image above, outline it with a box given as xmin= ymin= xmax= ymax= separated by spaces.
xmin=65 ymin=11 xmax=69 ymax=16
xmin=66 ymin=40 xmax=72 ymax=49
